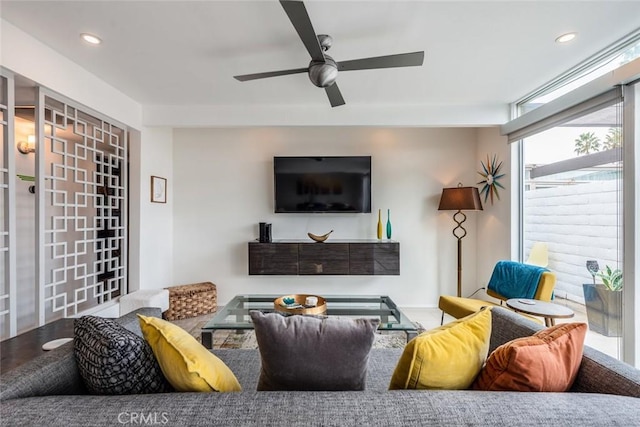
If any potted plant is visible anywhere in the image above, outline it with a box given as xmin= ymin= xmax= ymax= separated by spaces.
xmin=582 ymin=261 xmax=623 ymax=337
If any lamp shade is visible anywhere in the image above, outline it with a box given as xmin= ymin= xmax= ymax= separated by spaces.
xmin=438 ymin=186 xmax=483 ymax=211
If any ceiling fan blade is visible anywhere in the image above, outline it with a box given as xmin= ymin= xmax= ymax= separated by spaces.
xmin=338 ymin=51 xmax=425 ymax=71
xmin=280 ymin=0 xmax=325 ymax=62
xmin=325 ymin=83 xmax=345 ymax=107
xmin=234 ymin=67 xmax=308 ymax=82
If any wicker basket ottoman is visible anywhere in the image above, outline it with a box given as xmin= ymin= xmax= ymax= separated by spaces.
xmin=163 ymin=282 xmax=217 ymax=320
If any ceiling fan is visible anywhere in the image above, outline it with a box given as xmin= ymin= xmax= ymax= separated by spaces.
xmin=233 ymin=0 xmax=425 ymax=107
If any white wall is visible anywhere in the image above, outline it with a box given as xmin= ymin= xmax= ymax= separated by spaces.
xmin=135 ymin=127 xmax=174 ymax=291
xmin=145 ymin=104 xmax=508 ymax=127
xmin=13 ymin=118 xmax=36 ymax=333
xmin=172 ymin=127 xmax=479 ymax=307
xmin=476 ymin=127 xmax=511 ymax=293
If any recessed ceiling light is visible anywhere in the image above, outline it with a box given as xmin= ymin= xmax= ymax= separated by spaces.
xmin=555 ymin=32 xmax=577 ymax=44
xmin=80 ymin=33 xmax=102 ymax=45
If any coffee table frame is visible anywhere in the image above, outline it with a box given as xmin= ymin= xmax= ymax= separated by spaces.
xmin=201 ymin=294 xmax=418 ymax=349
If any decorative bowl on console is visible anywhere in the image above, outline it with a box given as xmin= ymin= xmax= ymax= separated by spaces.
xmin=307 ymin=230 xmax=333 ymax=243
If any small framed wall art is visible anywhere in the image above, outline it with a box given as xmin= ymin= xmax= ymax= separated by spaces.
xmin=151 ymin=175 xmax=167 ymax=203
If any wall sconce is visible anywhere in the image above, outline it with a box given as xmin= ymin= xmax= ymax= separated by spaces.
xmin=17 ymin=135 xmax=36 ymax=154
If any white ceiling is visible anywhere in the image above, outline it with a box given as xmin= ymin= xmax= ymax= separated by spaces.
xmin=2 ymin=1 xmax=640 ymax=124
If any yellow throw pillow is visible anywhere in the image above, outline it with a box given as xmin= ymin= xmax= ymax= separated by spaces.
xmin=389 ymin=307 xmax=492 ymax=390
xmin=137 ymin=314 xmax=241 ymax=392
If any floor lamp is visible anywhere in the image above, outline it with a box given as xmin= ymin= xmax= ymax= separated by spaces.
xmin=438 ymin=183 xmax=483 ymax=297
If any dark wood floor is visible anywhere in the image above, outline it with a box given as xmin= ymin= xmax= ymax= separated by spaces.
xmin=1 ymin=318 xmax=75 ymax=374
xmin=0 ymin=314 xmax=209 ymax=374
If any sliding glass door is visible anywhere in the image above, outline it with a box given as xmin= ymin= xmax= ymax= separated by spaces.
xmin=521 ymin=98 xmax=624 ymax=358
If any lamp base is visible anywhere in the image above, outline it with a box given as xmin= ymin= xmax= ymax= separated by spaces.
xmin=452 ymin=210 xmax=467 ymax=298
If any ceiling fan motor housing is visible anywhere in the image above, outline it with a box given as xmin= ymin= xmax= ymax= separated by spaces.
xmin=317 ymin=34 xmax=333 ymax=51
xmin=308 ymin=55 xmax=338 ymax=88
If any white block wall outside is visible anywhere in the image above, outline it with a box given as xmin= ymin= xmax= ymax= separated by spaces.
xmin=524 ymin=180 xmax=622 ymax=302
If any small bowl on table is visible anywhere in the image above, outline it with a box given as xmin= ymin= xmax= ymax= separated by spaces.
xmin=274 ymin=294 xmax=327 ymax=316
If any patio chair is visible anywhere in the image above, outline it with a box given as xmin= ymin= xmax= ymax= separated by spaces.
xmin=526 ymin=242 xmax=549 ymax=267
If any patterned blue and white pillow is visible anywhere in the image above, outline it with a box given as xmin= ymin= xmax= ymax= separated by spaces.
xmin=74 ymin=316 xmax=172 ymax=395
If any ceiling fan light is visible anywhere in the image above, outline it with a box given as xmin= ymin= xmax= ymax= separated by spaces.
xmin=80 ymin=33 xmax=102 ymax=45
xmin=308 ymin=56 xmax=338 ymax=88
xmin=555 ymin=32 xmax=577 ymax=44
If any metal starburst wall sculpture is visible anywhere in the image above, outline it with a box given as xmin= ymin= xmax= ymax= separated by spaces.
xmin=477 ymin=154 xmax=505 ymax=205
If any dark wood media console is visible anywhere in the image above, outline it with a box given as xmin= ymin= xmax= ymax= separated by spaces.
xmin=248 ymin=240 xmax=399 ymax=275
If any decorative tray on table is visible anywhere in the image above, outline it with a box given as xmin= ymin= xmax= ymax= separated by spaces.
xmin=274 ymin=294 xmax=327 ymax=315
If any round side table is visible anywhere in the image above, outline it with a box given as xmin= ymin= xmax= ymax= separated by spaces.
xmin=506 ymin=298 xmax=574 ymax=327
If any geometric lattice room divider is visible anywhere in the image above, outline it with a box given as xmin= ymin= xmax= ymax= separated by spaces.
xmin=1 ymin=74 xmax=18 ymax=339
xmin=37 ymin=88 xmax=128 ymax=325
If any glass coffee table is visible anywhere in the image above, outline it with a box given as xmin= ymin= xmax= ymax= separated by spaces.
xmin=201 ymin=294 xmax=418 ymax=349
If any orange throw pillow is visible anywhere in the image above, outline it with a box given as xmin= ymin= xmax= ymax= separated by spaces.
xmin=472 ymin=322 xmax=587 ymax=392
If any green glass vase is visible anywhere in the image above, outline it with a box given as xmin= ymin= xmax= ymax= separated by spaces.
xmin=386 ymin=209 xmax=392 ymax=239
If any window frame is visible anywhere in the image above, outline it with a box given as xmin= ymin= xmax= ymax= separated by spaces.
xmin=503 ymin=58 xmax=640 ymax=366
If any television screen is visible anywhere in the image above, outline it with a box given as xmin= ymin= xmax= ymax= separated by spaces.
xmin=274 ymin=156 xmax=372 ymax=213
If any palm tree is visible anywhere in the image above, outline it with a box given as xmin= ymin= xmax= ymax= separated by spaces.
xmin=603 ymin=127 xmax=622 ymax=150
xmin=574 ymin=132 xmax=601 ymax=155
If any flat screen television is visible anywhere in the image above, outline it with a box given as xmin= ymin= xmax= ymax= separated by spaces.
xmin=274 ymin=156 xmax=372 ymax=213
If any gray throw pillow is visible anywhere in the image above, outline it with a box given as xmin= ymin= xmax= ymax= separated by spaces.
xmin=250 ymin=310 xmax=380 ymax=391
xmin=74 ymin=316 xmax=172 ymax=395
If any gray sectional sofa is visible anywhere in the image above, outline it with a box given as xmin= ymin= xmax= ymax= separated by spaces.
xmin=1 ymin=306 xmax=639 ymax=426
